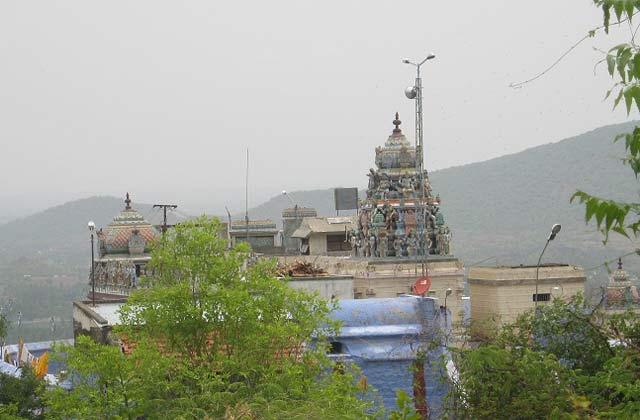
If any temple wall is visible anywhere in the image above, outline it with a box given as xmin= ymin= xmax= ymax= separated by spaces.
xmin=287 ymin=276 xmax=354 ymax=300
xmin=275 ymin=255 xmax=466 ymax=325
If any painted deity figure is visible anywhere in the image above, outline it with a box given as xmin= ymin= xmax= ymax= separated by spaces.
xmin=434 ymin=207 xmax=445 ymax=228
xmin=359 ymin=211 xmax=369 ymax=236
xmin=393 ymin=236 xmax=404 ymax=257
xmin=373 ymin=208 xmax=385 ymax=225
xmin=406 ymin=232 xmax=417 ymax=257
xmin=387 ymin=208 xmax=399 ymax=231
xmin=368 ymin=235 xmax=377 ymax=257
xmin=443 ymin=226 xmax=452 ymax=255
xmin=355 ymin=236 xmax=363 ymax=258
xmin=436 ymin=229 xmax=445 ymax=255
xmin=349 ymin=230 xmax=358 ymax=257
xmin=379 ymin=235 xmax=388 ymax=258
xmin=363 ymin=236 xmax=372 ymax=258
xmin=428 ymin=234 xmax=435 ymax=255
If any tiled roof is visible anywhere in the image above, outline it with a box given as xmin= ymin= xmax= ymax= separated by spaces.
xmin=98 ymin=207 xmax=159 ymax=255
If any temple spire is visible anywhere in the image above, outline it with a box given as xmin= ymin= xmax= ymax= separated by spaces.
xmin=393 ymin=112 xmax=402 ymax=134
xmin=125 ymin=192 xmax=132 ymax=210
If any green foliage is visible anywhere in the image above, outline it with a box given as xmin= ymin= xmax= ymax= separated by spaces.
xmin=0 ymin=366 xmax=45 ymax=420
xmin=0 ymin=312 xmax=7 ymax=341
xmin=46 ymin=336 xmax=178 ymax=420
xmin=47 ymin=216 xmax=379 ymax=419
xmin=388 ymin=390 xmax=421 ymax=420
xmin=572 ymin=2 xmax=640 ymax=241
xmin=594 ymin=1 xmax=640 ymax=33
xmin=451 ymin=345 xmax=575 ymax=420
xmin=449 ymin=298 xmax=640 ymax=419
xmin=0 ymin=404 xmax=31 ymax=420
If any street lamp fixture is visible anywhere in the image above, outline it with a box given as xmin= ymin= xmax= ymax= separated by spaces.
xmin=535 ymin=223 xmax=561 ymax=309
xmin=88 ymin=221 xmax=96 ymax=307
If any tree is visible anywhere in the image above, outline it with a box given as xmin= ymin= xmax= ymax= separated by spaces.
xmin=47 ymin=217 xmax=380 ymax=419
xmin=0 ymin=366 xmax=45 ymax=420
xmin=45 ymin=336 xmax=178 ymax=420
xmin=448 ymin=297 xmax=640 ymax=419
xmin=572 ymin=1 xmax=640 ymax=240
xmin=0 ymin=312 xmax=7 ymax=343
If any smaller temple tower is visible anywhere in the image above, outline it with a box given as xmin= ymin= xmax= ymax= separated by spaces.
xmin=604 ymin=258 xmax=640 ymax=315
xmin=91 ymin=193 xmax=159 ymax=300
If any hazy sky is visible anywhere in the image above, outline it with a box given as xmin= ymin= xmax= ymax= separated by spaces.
xmin=0 ymin=0 xmax=632 ymax=219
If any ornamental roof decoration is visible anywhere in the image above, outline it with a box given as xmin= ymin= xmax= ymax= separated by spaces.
xmin=349 ymin=113 xmax=452 ymax=259
xmin=605 ymin=258 xmax=640 ymax=310
xmin=97 ymin=193 xmax=159 ymax=257
xmin=384 ymin=112 xmax=411 ymax=149
xmin=612 ymin=258 xmax=630 ymax=284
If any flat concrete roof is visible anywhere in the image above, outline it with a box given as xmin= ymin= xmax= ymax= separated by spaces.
xmin=74 ymin=300 xmax=125 ymax=326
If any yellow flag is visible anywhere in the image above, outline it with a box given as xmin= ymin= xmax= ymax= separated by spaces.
xmin=34 ymin=352 xmax=48 ymax=380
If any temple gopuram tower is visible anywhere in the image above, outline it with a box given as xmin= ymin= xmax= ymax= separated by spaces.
xmin=91 ymin=193 xmax=159 ymax=300
xmin=284 ymin=113 xmax=464 ymax=327
xmin=349 ymin=113 xmax=451 ymax=259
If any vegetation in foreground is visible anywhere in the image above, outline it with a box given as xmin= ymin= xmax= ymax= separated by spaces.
xmin=447 ymin=296 xmax=640 ymax=419
xmin=43 ymin=216 xmax=381 ymax=419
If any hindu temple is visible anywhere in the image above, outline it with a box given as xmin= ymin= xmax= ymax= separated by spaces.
xmin=281 ymin=113 xmax=465 ymax=328
xmin=91 ymin=193 xmax=159 ymax=299
xmin=604 ymin=258 xmax=640 ymax=315
xmin=350 ymin=113 xmax=451 ymax=259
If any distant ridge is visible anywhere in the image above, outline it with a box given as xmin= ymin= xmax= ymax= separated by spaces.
xmin=0 ymin=196 xmax=188 ymax=267
xmin=241 ymin=121 xmax=640 ymax=281
xmin=1 ymin=121 xmax=638 ymax=284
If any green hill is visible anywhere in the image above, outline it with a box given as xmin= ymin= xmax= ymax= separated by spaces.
xmin=239 ymin=121 xmax=640 ymax=278
xmin=430 ymin=121 xmax=639 ymax=271
xmin=1 ymin=121 xmax=640 ymax=340
xmin=2 ymin=122 xmax=638 ymax=276
xmin=0 ymin=196 xmax=189 ymax=268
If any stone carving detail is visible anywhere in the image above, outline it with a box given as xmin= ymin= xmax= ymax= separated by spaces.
xmin=349 ymin=113 xmax=452 ymax=258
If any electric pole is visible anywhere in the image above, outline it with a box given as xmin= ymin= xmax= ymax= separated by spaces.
xmin=153 ymin=204 xmax=178 ymax=233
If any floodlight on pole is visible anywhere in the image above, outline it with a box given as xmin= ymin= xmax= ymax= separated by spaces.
xmin=403 ymin=52 xmax=436 ymax=275
xmin=535 ymin=223 xmax=562 ymax=310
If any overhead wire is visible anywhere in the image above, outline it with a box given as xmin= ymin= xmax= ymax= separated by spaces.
xmin=510 ymin=13 xmax=639 ymax=89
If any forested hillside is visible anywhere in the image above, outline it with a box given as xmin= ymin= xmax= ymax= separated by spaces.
xmin=1 ymin=121 xmax=639 ymax=340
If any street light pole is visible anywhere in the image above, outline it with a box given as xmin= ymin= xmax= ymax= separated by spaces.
xmin=444 ymin=287 xmax=452 ymax=346
xmin=88 ymin=221 xmax=96 ymax=307
xmin=535 ymin=223 xmax=562 ymax=309
xmin=403 ymin=53 xmax=435 ymax=275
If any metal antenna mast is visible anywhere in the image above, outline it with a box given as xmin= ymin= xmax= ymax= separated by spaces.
xmin=153 ymin=203 xmax=178 ymax=233
xmin=404 ymin=53 xmax=436 ymax=276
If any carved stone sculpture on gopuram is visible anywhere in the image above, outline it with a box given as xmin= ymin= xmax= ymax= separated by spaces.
xmin=350 ymin=113 xmax=452 ymax=258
